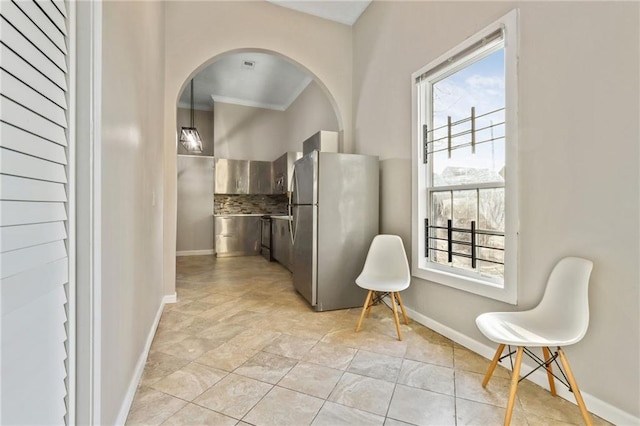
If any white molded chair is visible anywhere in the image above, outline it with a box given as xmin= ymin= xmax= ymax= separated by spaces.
xmin=355 ymin=235 xmax=411 ymax=340
xmin=476 ymin=257 xmax=594 ymax=426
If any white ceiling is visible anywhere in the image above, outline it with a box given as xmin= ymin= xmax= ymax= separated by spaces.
xmin=178 ymin=52 xmax=312 ymax=111
xmin=179 ymin=2 xmax=372 ymax=112
xmin=265 ymin=0 xmax=372 ymax=26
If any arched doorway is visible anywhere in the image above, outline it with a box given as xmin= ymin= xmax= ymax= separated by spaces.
xmin=174 ymin=49 xmax=344 ymax=267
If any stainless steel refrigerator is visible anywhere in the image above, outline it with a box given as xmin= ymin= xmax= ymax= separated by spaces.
xmin=289 ymin=151 xmax=379 ymax=311
xmin=177 ymin=155 xmax=214 ymax=255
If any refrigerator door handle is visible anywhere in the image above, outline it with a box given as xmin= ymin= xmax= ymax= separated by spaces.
xmin=289 ymin=208 xmax=296 ymax=246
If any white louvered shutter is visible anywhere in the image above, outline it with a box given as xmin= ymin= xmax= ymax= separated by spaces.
xmin=0 ymin=0 xmax=70 ymax=424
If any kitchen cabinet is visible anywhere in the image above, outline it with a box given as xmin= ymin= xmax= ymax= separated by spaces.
xmin=272 ymin=152 xmax=302 ymax=194
xmin=214 ymin=215 xmax=261 ymax=257
xmin=271 ymin=216 xmax=293 ymax=271
xmin=215 ymin=158 xmax=275 ymax=194
xmin=249 ymin=160 xmax=272 ymax=194
xmin=215 ymin=158 xmax=249 ymax=194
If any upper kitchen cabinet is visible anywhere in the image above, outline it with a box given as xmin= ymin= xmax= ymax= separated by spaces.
xmin=249 ymin=161 xmax=273 ymax=194
xmin=215 ymin=158 xmax=249 ymax=194
xmin=215 ymin=158 xmax=274 ymax=194
xmin=272 ymin=152 xmax=302 ymax=194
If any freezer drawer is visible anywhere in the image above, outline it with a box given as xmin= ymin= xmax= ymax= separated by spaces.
xmin=214 ymin=216 xmax=260 ymax=257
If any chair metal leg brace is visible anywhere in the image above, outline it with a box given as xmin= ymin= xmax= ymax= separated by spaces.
xmin=485 ymin=345 xmax=592 ymax=426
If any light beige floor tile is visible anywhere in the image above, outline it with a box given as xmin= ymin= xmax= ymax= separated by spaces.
xmin=454 ymin=369 xmax=515 ymax=408
xmin=383 ymin=418 xmax=413 ymax=426
xmin=243 ymin=386 xmax=323 ymax=426
xmin=278 ymin=362 xmax=344 ymax=399
xmin=397 ymin=359 xmax=455 ymax=396
xmin=328 ymin=372 xmax=395 ymax=416
xmin=347 ymin=350 xmax=402 ymax=382
xmin=404 ymin=338 xmax=454 ymax=368
xmin=194 ymin=322 xmax=246 ymax=341
xmin=155 ymin=336 xmax=225 ymax=361
xmin=161 ymin=403 xmax=237 ymax=426
xmin=150 ymin=362 xmax=227 ymax=401
xmin=139 ymin=352 xmax=192 ymax=387
xmin=522 ymin=413 xmax=576 ymax=426
xmin=517 ymin=379 xmax=589 ymax=425
xmin=404 ymin=322 xmax=454 ymax=347
xmin=150 ymin=329 xmax=190 ymax=348
xmin=178 ymin=317 xmax=220 ymax=336
xmin=126 ymin=387 xmax=187 ymax=426
xmin=233 ymin=351 xmax=297 ymax=384
xmin=262 ymin=334 xmax=318 ymax=359
xmin=193 ymin=373 xmax=272 ymax=419
xmin=311 ymin=401 xmax=385 ymax=426
xmin=194 ymin=342 xmax=260 ymax=372
xmin=453 ymin=345 xmax=510 ymax=378
xmin=221 ymin=310 xmax=268 ymax=327
xmin=302 ymin=341 xmax=358 ymax=370
xmin=387 ymin=384 xmax=456 ymax=425
xmin=157 ymin=310 xmax=198 ymax=332
xmin=456 ymin=397 xmax=528 ymax=426
xmin=227 ymin=328 xmax=281 ymax=350
xmin=171 ymin=301 xmax=217 ymax=316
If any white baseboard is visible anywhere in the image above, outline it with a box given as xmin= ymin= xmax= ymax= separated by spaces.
xmin=163 ymin=292 xmax=177 ymax=304
xmin=115 ymin=299 xmax=166 ymax=425
xmin=403 ymin=305 xmax=640 ymax=426
xmin=176 ymin=249 xmax=215 ymax=257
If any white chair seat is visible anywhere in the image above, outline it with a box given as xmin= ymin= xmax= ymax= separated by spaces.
xmin=476 ymin=311 xmax=584 ymax=347
xmin=356 ymin=275 xmax=410 ymax=293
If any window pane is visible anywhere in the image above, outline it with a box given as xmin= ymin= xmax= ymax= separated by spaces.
xmin=431 ymin=191 xmax=451 ymax=226
xmin=479 ymin=188 xmax=505 ymax=232
xmin=430 ymin=49 xmax=505 ymax=187
xmin=452 ymin=190 xmax=477 ymax=229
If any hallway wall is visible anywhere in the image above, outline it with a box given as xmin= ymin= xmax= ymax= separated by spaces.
xmin=100 ymin=1 xmax=166 ymax=423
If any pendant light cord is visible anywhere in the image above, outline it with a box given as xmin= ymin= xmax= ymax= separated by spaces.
xmin=190 ymin=79 xmax=195 ymax=128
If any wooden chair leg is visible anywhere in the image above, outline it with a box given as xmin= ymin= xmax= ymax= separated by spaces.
xmin=395 ymin=291 xmax=409 ymax=325
xmin=504 ymin=346 xmax=523 ymax=426
xmin=483 ymin=344 xmax=505 ymax=388
xmin=355 ymin=290 xmax=373 ymax=332
xmin=366 ymin=291 xmax=375 ymax=318
xmin=558 ymin=348 xmax=593 ymax=426
xmin=390 ymin=292 xmax=403 ymax=341
xmin=542 ymin=347 xmax=557 ymax=396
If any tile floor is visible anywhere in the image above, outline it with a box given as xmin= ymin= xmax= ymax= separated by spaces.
xmin=127 ymin=255 xmax=609 ymax=426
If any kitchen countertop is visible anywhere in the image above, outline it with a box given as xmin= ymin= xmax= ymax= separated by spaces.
xmin=271 ymin=215 xmax=291 ymax=220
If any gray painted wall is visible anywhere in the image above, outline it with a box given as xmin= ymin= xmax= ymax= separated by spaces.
xmin=212 ymin=81 xmax=339 ymax=161
xmin=353 ymin=1 xmax=639 ymax=418
xmin=101 ymin=2 xmax=166 ymax=423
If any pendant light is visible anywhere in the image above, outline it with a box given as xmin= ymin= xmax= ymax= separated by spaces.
xmin=179 ymin=79 xmax=203 ymax=153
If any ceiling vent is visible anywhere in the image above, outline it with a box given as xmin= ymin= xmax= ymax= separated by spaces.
xmin=242 ymin=60 xmax=256 ymax=70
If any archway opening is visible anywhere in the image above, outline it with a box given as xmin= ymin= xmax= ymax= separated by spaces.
xmin=174 ymin=48 xmax=343 ymax=261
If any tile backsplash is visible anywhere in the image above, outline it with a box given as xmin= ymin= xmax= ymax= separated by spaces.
xmin=214 ymin=194 xmax=289 ymax=215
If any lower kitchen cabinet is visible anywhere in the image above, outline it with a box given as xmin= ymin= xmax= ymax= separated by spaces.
xmin=214 ymin=216 xmax=261 ymax=257
xmin=271 ymin=216 xmax=293 ymax=271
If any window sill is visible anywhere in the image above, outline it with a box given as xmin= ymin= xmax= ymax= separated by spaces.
xmin=413 ymin=265 xmax=517 ymax=305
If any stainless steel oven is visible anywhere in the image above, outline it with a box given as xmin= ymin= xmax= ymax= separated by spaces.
xmin=260 ymin=216 xmax=272 ymax=261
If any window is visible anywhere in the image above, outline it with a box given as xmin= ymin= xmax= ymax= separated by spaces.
xmin=411 ymin=10 xmax=518 ymax=303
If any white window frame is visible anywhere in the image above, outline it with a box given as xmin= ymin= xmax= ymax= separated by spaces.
xmin=411 ymin=9 xmax=519 ymax=304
